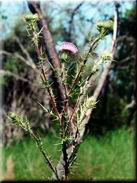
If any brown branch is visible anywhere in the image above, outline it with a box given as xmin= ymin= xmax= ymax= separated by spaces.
xmin=31 ymin=33 xmax=63 ymax=135
xmin=15 ymin=36 xmax=34 ymax=64
xmin=28 ymin=1 xmax=66 ymax=103
xmin=0 ymin=50 xmax=38 ymax=72
xmin=27 ymin=2 xmax=74 ymax=143
xmin=0 ymin=69 xmax=38 ymax=86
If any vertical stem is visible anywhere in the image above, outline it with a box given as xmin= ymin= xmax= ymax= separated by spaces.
xmin=30 ymin=131 xmax=59 ymax=179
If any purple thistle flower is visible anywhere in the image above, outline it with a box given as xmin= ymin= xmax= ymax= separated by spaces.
xmin=60 ymin=41 xmax=78 ymax=54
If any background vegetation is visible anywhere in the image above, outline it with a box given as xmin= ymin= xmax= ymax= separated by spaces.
xmin=0 ymin=0 xmax=136 ymax=181
xmin=3 ymin=128 xmax=135 ymax=180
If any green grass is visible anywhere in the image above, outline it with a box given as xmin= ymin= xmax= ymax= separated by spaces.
xmin=3 ymin=127 xmax=135 ymax=180
xmin=70 ymin=127 xmax=135 ymax=180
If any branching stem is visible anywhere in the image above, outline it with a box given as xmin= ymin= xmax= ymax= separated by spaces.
xmin=68 ymin=36 xmax=102 ymax=96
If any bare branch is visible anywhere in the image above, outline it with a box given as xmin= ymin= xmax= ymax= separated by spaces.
xmin=68 ymin=1 xmax=84 ymax=41
xmin=80 ymin=1 xmax=120 ymax=137
xmin=28 ymin=1 xmax=67 ymax=107
xmin=0 ymin=69 xmax=38 ymax=87
xmin=0 ymin=50 xmax=38 ymax=72
xmin=15 ymin=36 xmax=34 ymax=64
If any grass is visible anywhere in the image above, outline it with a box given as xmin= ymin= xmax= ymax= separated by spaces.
xmin=3 ymin=127 xmax=135 ymax=180
xmin=70 ymin=127 xmax=135 ymax=180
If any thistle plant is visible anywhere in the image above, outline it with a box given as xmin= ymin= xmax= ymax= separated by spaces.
xmin=8 ymin=1 xmax=119 ymax=180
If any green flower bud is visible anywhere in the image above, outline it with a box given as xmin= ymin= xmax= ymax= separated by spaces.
xmin=24 ymin=14 xmax=39 ymax=22
xmin=96 ymin=20 xmax=113 ymax=36
xmin=8 ymin=112 xmax=18 ymax=123
xmin=101 ymin=51 xmax=113 ymax=62
xmin=8 ymin=112 xmax=31 ymax=132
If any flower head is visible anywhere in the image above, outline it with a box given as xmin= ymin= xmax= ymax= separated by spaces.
xmin=96 ymin=20 xmax=113 ymax=36
xmin=101 ymin=50 xmax=113 ymax=61
xmin=60 ymin=41 xmax=78 ymax=54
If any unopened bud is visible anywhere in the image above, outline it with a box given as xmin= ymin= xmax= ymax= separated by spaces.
xmin=96 ymin=20 xmax=113 ymax=36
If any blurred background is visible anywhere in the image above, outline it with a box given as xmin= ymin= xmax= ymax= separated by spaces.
xmin=0 ymin=0 xmax=136 ymax=181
